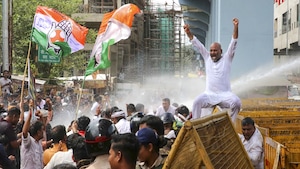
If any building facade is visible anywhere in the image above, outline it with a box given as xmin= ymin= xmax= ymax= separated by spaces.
xmin=274 ymin=0 xmax=300 ymax=62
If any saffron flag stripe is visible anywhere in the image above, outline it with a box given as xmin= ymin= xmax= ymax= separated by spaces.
xmin=98 ymin=10 xmax=116 ymax=34
xmin=111 ymin=4 xmax=140 ymax=28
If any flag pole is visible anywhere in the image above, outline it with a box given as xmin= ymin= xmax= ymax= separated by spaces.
xmin=75 ymin=76 xmax=86 ymax=120
xmin=20 ymin=41 xmax=31 ymax=103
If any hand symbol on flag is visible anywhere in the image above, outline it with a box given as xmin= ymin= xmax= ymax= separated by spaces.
xmin=47 ymin=20 xmax=72 ymax=56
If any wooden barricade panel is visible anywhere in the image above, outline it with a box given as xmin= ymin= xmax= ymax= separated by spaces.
xmin=193 ymin=112 xmax=254 ymax=169
xmin=269 ymin=126 xmax=300 ymax=145
xmin=163 ymin=112 xmax=254 ymax=169
xmin=239 ymin=111 xmax=300 ymax=118
xmin=264 ymin=136 xmax=282 ymax=169
xmin=163 ymin=120 xmax=214 ymax=169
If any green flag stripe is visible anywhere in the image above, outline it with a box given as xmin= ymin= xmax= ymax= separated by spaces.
xmin=85 ymin=39 xmax=115 ymax=76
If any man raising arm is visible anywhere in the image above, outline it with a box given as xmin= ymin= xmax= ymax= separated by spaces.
xmin=20 ymin=108 xmax=45 ymax=169
xmin=184 ymin=18 xmax=241 ymax=122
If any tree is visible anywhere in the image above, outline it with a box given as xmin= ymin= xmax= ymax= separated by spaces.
xmin=12 ymin=0 xmax=97 ymax=79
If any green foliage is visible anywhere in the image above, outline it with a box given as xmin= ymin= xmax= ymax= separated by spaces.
xmin=12 ymin=0 xmax=92 ymax=79
xmin=86 ymin=29 xmax=98 ymax=43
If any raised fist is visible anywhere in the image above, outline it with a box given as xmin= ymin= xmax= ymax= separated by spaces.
xmin=233 ymin=18 xmax=239 ymax=26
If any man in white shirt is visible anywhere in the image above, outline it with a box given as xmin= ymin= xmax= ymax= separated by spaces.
xmin=239 ymin=117 xmax=264 ymax=169
xmin=20 ymin=109 xmax=45 ymax=169
xmin=111 ymin=110 xmax=131 ymax=134
xmin=155 ymin=98 xmax=176 ymax=117
xmin=36 ymin=97 xmax=46 ymax=110
xmin=184 ymin=18 xmax=241 ymax=122
xmin=90 ymin=95 xmax=102 ymax=117
xmin=0 ymin=70 xmax=12 ymax=95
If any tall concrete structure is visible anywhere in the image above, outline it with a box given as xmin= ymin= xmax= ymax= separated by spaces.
xmin=179 ymin=0 xmax=274 ymax=79
xmin=273 ymin=0 xmax=300 ymax=82
xmin=274 ymin=0 xmax=300 ymax=61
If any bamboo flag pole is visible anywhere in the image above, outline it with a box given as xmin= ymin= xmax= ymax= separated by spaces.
xmin=19 ymin=41 xmax=31 ymax=123
xmin=75 ymin=76 xmax=86 ymax=120
xmin=20 ymin=41 xmax=32 ymax=102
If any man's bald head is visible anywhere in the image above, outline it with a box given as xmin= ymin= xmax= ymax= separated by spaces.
xmin=210 ymin=42 xmax=222 ymax=62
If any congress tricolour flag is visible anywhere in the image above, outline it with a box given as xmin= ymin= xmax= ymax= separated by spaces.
xmin=32 ymin=6 xmax=88 ymax=57
xmin=85 ymin=4 xmax=141 ymax=76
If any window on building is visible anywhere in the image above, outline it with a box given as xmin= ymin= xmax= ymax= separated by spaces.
xmin=288 ymin=9 xmax=291 ymax=31
xmin=297 ymin=4 xmax=299 ymax=27
xmin=282 ymin=12 xmax=287 ymax=34
xmin=274 ymin=18 xmax=278 ymax=37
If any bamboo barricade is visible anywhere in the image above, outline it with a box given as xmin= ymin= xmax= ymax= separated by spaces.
xmin=264 ymin=136 xmax=286 ymax=169
xmin=163 ymin=112 xmax=254 ymax=169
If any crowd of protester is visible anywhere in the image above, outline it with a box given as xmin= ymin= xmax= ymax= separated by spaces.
xmin=0 ymin=78 xmax=193 ymax=169
xmin=0 ymin=69 xmax=263 ymax=169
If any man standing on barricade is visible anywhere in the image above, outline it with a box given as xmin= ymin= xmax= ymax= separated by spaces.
xmin=184 ymin=18 xmax=241 ymax=122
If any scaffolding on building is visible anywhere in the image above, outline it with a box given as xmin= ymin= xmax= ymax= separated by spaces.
xmin=143 ymin=0 xmax=183 ymax=78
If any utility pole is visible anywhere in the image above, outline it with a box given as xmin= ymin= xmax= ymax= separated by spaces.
xmin=2 ymin=0 xmax=10 ymax=72
xmin=9 ymin=0 xmax=13 ymax=73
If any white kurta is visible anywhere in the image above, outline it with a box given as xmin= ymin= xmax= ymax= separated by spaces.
xmin=191 ymin=36 xmax=241 ymax=121
xmin=155 ymin=105 xmax=176 ymax=117
xmin=115 ymin=118 xmax=131 ymax=134
xmin=239 ymin=128 xmax=264 ymax=169
xmin=90 ymin=102 xmax=100 ymax=116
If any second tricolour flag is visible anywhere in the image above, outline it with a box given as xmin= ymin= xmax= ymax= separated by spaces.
xmin=85 ymin=4 xmax=141 ymax=76
xmin=32 ymin=6 xmax=88 ymax=57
